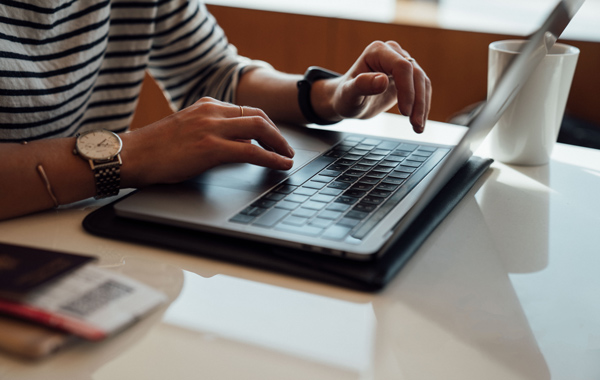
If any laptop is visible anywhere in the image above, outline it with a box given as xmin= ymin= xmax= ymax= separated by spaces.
xmin=114 ymin=0 xmax=583 ymax=261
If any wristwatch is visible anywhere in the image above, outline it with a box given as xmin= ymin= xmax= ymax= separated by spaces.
xmin=74 ymin=129 xmax=123 ymax=199
xmin=297 ymin=66 xmax=341 ymax=125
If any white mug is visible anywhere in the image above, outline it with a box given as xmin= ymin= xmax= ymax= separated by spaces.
xmin=487 ymin=40 xmax=579 ymax=166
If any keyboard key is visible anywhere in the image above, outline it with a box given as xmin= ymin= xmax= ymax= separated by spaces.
xmin=346 ymin=169 xmax=365 ymax=177
xmin=311 ymin=194 xmax=335 ymax=203
xmin=377 ymin=141 xmax=400 ymax=150
xmin=365 ymin=154 xmax=385 ymax=161
xmin=376 ymin=183 xmax=399 ymax=191
xmin=335 ymin=196 xmax=359 ymax=205
xmin=303 ymin=201 xmax=327 ymax=210
xmin=326 ymin=203 xmax=351 ymax=212
xmin=342 ymin=154 xmax=363 ymax=161
xmin=370 ymin=189 xmax=392 ymax=198
xmin=396 ymin=166 xmax=416 ymax=173
xmin=372 ymin=149 xmax=391 ymax=156
xmin=282 ymin=215 xmax=309 ymax=227
xmin=407 ymin=155 xmax=427 ymax=162
xmin=253 ymin=208 xmax=290 ymax=227
xmin=338 ymin=159 xmax=357 ymax=166
xmin=365 ymin=172 xmax=387 ymax=179
xmin=292 ymin=208 xmax=318 ymax=218
xmin=346 ymin=210 xmax=369 ymax=220
xmin=353 ymin=203 xmax=377 ymax=213
xmin=402 ymin=160 xmax=422 ymax=168
xmin=358 ymin=177 xmax=380 ymax=185
xmin=352 ymin=164 xmax=372 ymax=171
xmin=240 ymin=206 xmax=268 ymax=216
xmin=265 ymin=192 xmax=286 ymax=201
xmin=274 ymin=184 xmax=297 ymax=194
xmin=382 ymin=178 xmax=405 ymax=185
xmin=337 ymin=175 xmax=360 ymax=183
xmin=230 ymin=214 xmax=255 ymax=224
xmin=324 ymin=149 xmax=345 ymax=158
xmin=309 ymin=218 xmax=334 ymax=229
xmin=378 ymin=160 xmax=400 ymax=167
xmin=303 ymin=181 xmax=326 ymax=189
xmin=275 ymin=200 xmax=300 ymax=210
xmin=361 ymin=196 xmax=385 ymax=205
xmin=295 ymin=187 xmax=318 ymax=196
xmin=319 ymin=169 xmax=342 ymax=177
xmin=362 ymin=138 xmax=382 ymax=146
xmin=344 ymin=189 xmax=367 ymax=198
xmin=318 ymin=210 xmax=343 ymax=220
xmin=358 ymin=159 xmax=379 ymax=166
xmin=398 ymin=143 xmax=418 ymax=151
xmin=386 ymin=155 xmax=405 ymax=162
xmin=337 ymin=217 xmax=360 ymax=227
xmin=285 ymin=194 xmax=310 ymax=203
xmin=352 ymin=183 xmax=374 ymax=191
xmin=327 ymin=163 xmax=350 ymax=171
xmin=321 ymin=225 xmax=352 ymax=241
xmin=312 ymin=175 xmax=334 ymax=183
xmin=320 ymin=187 xmax=343 ymax=196
xmin=328 ymin=181 xmax=351 ymax=190
xmin=389 ymin=171 xmax=410 ymax=179
xmin=252 ymin=199 xmax=276 ymax=208
xmin=275 ymin=223 xmax=323 ymax=237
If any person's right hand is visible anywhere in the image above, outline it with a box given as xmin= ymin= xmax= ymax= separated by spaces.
xmin=120 ymin=97 xmax=295 ymax=188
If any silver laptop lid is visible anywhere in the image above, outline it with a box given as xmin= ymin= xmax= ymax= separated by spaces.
xmin=378 ymin=0 xmax=584 ymax=254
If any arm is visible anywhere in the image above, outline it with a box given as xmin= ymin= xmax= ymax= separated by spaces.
xmin=0 ymin=98 xmax=294 ymax=221
xmin=236 ymin=40 xmax=432 ymax=133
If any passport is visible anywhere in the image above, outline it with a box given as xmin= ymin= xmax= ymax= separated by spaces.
xmin=0 ymin=242 xmax=96 ymax=301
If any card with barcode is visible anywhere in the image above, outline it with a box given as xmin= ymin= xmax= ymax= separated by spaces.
xmin=0 ymin=265 xmax=167 ymax=340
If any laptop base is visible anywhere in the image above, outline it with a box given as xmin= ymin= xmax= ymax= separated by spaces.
xmin=83 ymin=156 xmax=492 ymax=292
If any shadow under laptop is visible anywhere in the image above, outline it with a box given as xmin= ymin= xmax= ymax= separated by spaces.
xmin=368 ymin=174 xmax=551 ymax=380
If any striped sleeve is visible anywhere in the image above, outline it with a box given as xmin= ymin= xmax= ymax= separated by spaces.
xmin=0 ymin=0 xmax=269 ymax=142
xmin=145 ymin=1 xmax=270 ymax=110
xmin=0 ymin=1 xmax=114 ymax=141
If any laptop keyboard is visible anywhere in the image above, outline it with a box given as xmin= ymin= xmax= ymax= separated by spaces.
xmin=230 ymin=136 xmax=449 ymax=243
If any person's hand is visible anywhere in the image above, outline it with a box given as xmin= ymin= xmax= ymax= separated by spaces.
xmin=315 ymin=41 xmax=432 ymax=133
xmin=120 ymin=97 xmax=295 ymax=188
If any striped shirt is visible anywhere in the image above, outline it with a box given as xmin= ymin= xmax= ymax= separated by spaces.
xmin=0 ymin=0 xmax=262 ymax=142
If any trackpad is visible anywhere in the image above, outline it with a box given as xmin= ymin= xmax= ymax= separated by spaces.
xmin=191 ymin=148 xmax=320 ymax=193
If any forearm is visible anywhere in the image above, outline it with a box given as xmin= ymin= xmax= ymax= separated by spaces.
xmin=235 ymin=67 xmax=339 ymax=125
xmin=0 ymin=138 xmax=96 ymax=220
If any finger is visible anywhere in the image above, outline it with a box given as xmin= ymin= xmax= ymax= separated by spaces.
xmin=218 ymin=116 xmax=295 ymax=158
xmin=234 ymin=105 xmax=281 ymax=133
xmin=216 ymin=139 xmax=294 ymax=170
xmin=407 ymin=61 xmax=431 ymax=133
xmin=338 ymin=73 xmax=389 ymax=117
xmin=385 ymin=41 xmax=430 ymax=132
xmin=361 ymin=42 xmax=416 ymax=117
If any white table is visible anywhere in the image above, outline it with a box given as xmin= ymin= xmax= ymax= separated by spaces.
xmin=1 ymin=113 xmax=599 ymax=380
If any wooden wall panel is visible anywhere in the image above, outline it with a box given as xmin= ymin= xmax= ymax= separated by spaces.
xmin=131 ymin=5 xmax=600 ymax=131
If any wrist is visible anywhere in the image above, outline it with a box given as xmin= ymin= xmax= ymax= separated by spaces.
xmin=310 ymin=77 xmax=343 ymax=124
xmin=297 ymin=66 xmax=342 ymax=125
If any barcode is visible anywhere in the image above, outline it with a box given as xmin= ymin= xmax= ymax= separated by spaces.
xmin=60 ymin=280 xmax=133 ymax=317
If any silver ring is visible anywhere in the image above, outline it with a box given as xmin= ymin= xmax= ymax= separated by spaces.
xmin=406 ymin=57 xmax=415 ymax=64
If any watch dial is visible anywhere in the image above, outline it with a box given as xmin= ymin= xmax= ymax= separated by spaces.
xmin=77 ymin=131 xmax=122 ymax=160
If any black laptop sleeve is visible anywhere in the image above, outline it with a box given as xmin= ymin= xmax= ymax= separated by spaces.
xmin=83 ymin=156 xmax=493 ymax=292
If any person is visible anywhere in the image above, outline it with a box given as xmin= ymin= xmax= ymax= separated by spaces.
xmin=0 ymin=0 xmax=431 ymax=221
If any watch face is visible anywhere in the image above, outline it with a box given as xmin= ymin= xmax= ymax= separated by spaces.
xmin=76 ymin=130 xmax=122 ymax=160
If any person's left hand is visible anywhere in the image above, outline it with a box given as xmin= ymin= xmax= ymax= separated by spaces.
xmin=314 ymin=41 xmax=432 ymax=133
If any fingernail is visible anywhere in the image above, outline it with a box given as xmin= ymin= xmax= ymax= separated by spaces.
xmin=374 ymin=74 xmax=387 ymax=89
xmin=288 ymin=146 xmax=295 ymax=158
